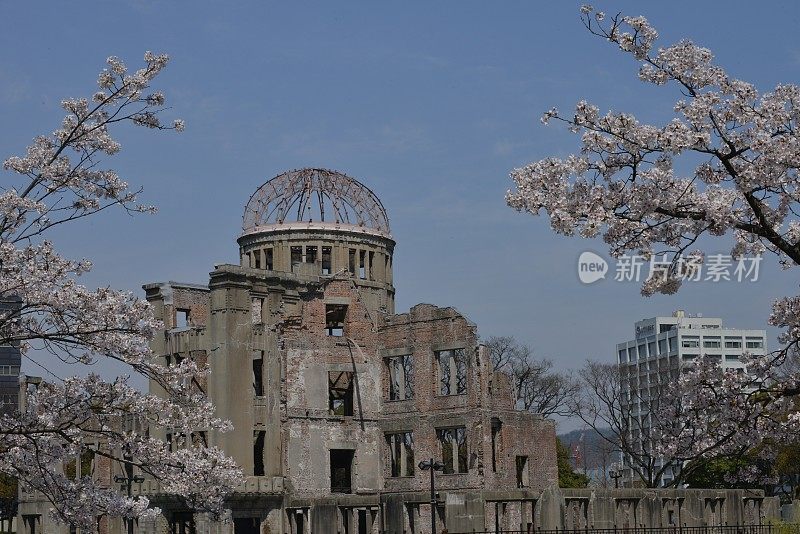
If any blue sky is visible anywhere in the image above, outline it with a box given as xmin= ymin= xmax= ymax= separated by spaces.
xmin=2 ymin=1 xmax=799 ymax=402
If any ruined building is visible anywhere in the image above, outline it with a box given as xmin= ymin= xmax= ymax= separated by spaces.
xmin=139 ymin=168 xmax=558 ymax=533
xmin=16 ymin=169 xmax=781 ymax=534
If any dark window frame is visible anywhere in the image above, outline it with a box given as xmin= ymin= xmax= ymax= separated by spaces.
xmin=436 ymin=426 xmax=467 ymax=474
xmin=329 ymin=371 xmax=354 ymax=416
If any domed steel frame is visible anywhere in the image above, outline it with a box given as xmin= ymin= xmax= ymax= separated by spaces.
xmin=242 ymin=168 xmax=390 ymax=234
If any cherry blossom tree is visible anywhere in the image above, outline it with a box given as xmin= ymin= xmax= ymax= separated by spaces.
xmin=0 ymin=52 xmax=241 ymax=531
xmin=507 ymin=6 xmax=800 ymax=485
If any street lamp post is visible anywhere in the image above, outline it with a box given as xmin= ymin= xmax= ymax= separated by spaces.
xmin=609 ymin=464 xmax=623 ymax=489
xmin=115 ymin=462 xmax=145 ymax=534
xmin=418 ymin=458 xmax=445 ymax=534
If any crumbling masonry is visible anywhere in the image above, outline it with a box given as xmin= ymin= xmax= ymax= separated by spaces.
xmin=17 ymin=168 xmax=780 ymax=533
xmin=137 ymin=169 xmax=559 ymax=533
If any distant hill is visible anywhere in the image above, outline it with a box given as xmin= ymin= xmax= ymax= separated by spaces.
xmin=558 ymin=427 xmax=618 ymax=470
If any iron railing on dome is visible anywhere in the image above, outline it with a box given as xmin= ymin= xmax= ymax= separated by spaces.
xmin=242 ymin=168 xmax=390 ymax=234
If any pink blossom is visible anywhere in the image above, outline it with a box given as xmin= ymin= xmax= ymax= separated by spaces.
xmin=0 ymin=51 xmax=239 ymax=530
xmin=510 ymin=6 xmax=800 ymax=484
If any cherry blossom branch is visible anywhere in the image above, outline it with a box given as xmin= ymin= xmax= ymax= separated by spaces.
xmin=0 ymin=52 xmax=239 ymax=530
xmin=510 ymin=5 xmax=800 ymax=488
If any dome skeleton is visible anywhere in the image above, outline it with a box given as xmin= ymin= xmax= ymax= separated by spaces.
xmin=243 ymin=168 xmax=390 ymax=234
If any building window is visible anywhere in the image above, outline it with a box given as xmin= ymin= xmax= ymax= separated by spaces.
xmin=265 ymin=248 xmax=274 ymax=270
xmin=491 ymin=418 xmax=502 ymax=473
xmin=330 ymin=449 xmax=354 ymax=493
xmin=291 ymin=246 xmax=303 ymax=269
xmin=0 ymin=365 xmax=20 ymax=376
xmin=387 ymin=355 xmax=413 ymax=400
xmin=658 ymin=339 xmax=667 ymax=353
xmin=165 ymin=353 xmax=184 ymax=367
xmin=725 ymin=339 xmax=742 ymax=348
xmin=618 ymin=349 xmax=626 ymax=363
xmin=254 ymin=431 xmax=265 ymax=476
xmin=368 ymin=251 xmax=375 ymax=280
xmin=0 ymin=393 xmax=18 ymax=408
xmin=253 ymin=353 xmax=263 ymax=396
xmin=64 ymin=450 xmax=95 ymax=480
xmin=703 ymin=337 xmax=721 ymax=348
xmin=190 ymin=431 xmax=207 ymax=448
xmin=681 ymin=338 xmax=699 ymax=348
xmin=516 ymin=456 xmax=530 ymax=487
xmin=725 ymin=355 xmax=740 ymax=362
xmin=348 ymin=249 xmax=356 ymax=274
xmin=437 ymin=349 xmax=467 ymax=396
xmin=322 ymin=246 xmax=332 ymax=274
xmin=359 ymin=250 xmax=367 ymax=279
xmin=325 ymin=304 xmax=347 ymax=336
xmin=175 ymin=309 xmax=190 ymax=328
xmin=251 ymin=297 xmax=263 ymax=325
xmin=329 ymin=372 xmax=354 ymax=416
xmin=305 ymin=245 xmax=317 ymax=265
xmin=253 ymin=249 xmax=261 ymax=269
xmin=745 ymin=338 xmax=764 ymax=349
xmin=386 ymin=432 xmax=414 ymax=477
xmin=437 ymin=427 xmax=467 ymax=474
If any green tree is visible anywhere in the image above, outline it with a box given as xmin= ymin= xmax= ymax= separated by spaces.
xmin=683 ymin=444 xmax=800 ymax=501
xmin=774 ymin=444 xmax=800 ymax=500
xmin=0 ymin=473 xmax=17 ymax=532
xmin=557 ymin=438 xmax=589 ymax=488
xmin=683 ymin=457 xmax=756 ymax=489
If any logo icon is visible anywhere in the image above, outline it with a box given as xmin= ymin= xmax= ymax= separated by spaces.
xmin=578 ymin=251 xmax=608 ymax=284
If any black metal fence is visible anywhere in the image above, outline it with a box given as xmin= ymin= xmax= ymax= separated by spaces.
xmin=448 ymin=525 xmax=800 ymax=534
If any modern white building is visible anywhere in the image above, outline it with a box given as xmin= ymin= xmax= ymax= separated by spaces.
xmin=616 ymin=310 xmax=767 ymax=486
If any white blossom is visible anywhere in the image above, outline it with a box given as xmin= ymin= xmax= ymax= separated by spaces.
xmin=509 ymin=6 xmax=800 ymax=485
xmin=0 ymin=52 xmax=240 ymax=531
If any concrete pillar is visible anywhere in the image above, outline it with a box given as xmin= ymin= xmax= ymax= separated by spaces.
xmin=374 ymin=251 xmax=386 ymax=283
xmin=208 ymin=271 xmax=255 ymax=473
xmin=445 ymin=492 xmax=486 ymax=533
xmin=311 ymin=503 xmax=338 ymax=534
xmin=782 ymin=500 xmax=800 ymax=522
xmin=262 ymin=330 xmax=282 ymax=477
xmin=537 ymin=485 xmax=565 ymax=530
xmin=277 ymin=241 xmax=290 ymax=273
